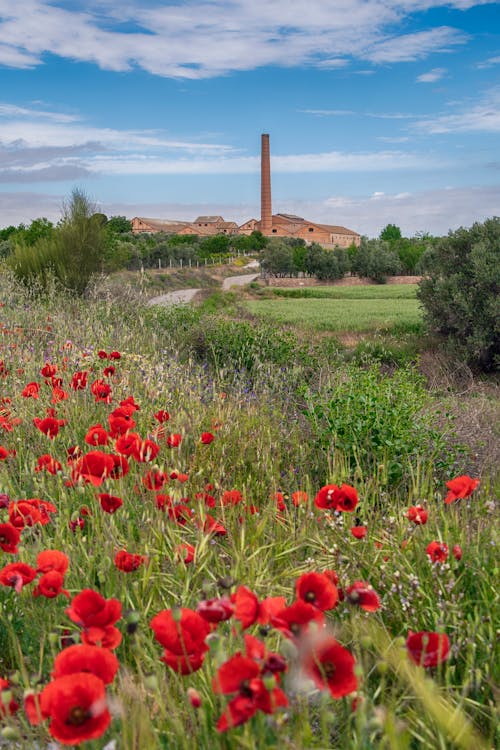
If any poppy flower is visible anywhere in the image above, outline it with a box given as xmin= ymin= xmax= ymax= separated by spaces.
xmin=296 ymin=572 xmax=339 ymax=611
xmin=71 ymin=451 xmax=116 ymax=487
xmin=271 ymin=600 xmax=326 ymax=640
xmin=33 ymin=417 xmax=60 ymax=439
xmin=0 ymin=562 xmax=37 ymax=592
xmin=202 ymin=515 xmax=227 ymax=536
xmin=98 ymin=494 xmax=123 ymax=514
xmin=406 ymin=631 xmax=450 ymax=667
xmin=302 ymin=635 xmax=358 ymax=698
xmin=70 ymin=371 xmax=88 ymax=390
xmin=166 ymin=433 xmax=182 ymax=448
xmin=345 ymin=581 xmax=381 ymax=612
xmin=452 ymin=544 xmax=463 ymax=561
xmin=0 ymin=522 xmax=21 ymax=554
xmin=314 ymin=483 xmax=358 ymax=512
xmin=444 ymin=475 xmax=480 ymax=504
xmin=143 ymin=470 xmax=168 ymax=491
xmin=41 ymin=363 xmax=57 ymax=378
xmin=114 ymin=550 xmax=146 ymax=572
xmin=22 ymin=382 xmax=40 ymax=398
xmin=9 ymin=498 xmax=56 ymax=528
xmin=197 ymin=597 xmax=234 ymax=623
xmin=36 ymin=550 xmax=69 ymax=575
xmin=52 ymin=644 xmax=119 ymax=685
xmin=150 ymin=608 xmax=210 ymax=674
xmin=187 ymin=687 xmax=202 ymax=709
xmin=0 ymin=676 xmax=19 ymax=716
xmin=35 ymin=454 xmax=62 ymax=474
xmin=51 ymin=386 xmax=68 ymax=404
xmin=97 ymin=350 xmax=108 ymax=359
xmin=407 ymin=505 xmax=428 ymax=525
xmin=109 ymin=351 xmax=121 ymax=360
xmin=154 ymin=410 xmax=170 ymax=423
xmin=175 ymin=543 xmax=195 ymax=564
xmin=426 ymin=541 xmax=449 ymax=563
xmin=170 ymin=470 xmax=188 ymax=483
xmin=221 ymin=489 xmax=243 ymax=506
xmin=103 ymin=365 xmax=115 ymax=377
xmin=90 ymin=379 xmax=112 ymax=404
xmin=232 ymin=586 xmax=286 ymax=630
xmin=66 ymin=589 xmax=122 ymax=629
xmin=84 ymin=424 xmax=109 ymax=447
xmin=291 ymin=491 xmax=308 ymax=506
xmin=200 ymin=432 xmax=215 ymax=445
xmin=36 ymin=672 xmax=110 ymax=745
xmin=350 ymin=526 xmax=367 ymax=539
xmin=33 ymin=571 xmax=69 ymax=599
xmin=108 ymin=411 xmax=135 ymax=437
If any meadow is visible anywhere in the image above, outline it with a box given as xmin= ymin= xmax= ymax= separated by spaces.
xmin=0 ymin=273 xmax=498 ymax=750
xmin=246 ymin=285 xmax=422 ymax=333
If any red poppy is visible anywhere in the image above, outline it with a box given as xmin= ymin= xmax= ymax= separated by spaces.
xmin=214 ymin=654 xmax=288 ymax=732
xmin=108 ymin=411 xmax=135 ymax=437
xmin=36 ymin=672 xmax=110 ymax=745
xmin=8 ymin=498 xmax=56 ymax=528
xmin=66 ymin=589 xmax=122 ymax=630
xmin=71 ymin=451 xmax=115 ymax=486
xmin=33 ymin=571 xmax=69 ymax=599
xmin=115 ymin=432 xmax=141 ymax=458
xmin=426 ymin=541 xmax=449 ymax=563
xmin=143 ymin=470 xmax=168 ymax=491
xmin=452 ymin=544 xmax=463 ymax=561
xmin=108 ymin=453 xmax=129 ymax=480
xmin=114 ymin=550 xmax=146 ymax=572
xmin=97 ymin=350 xmax=108 ymax=359
xmin=33 ymin=416 xmax=60 ymax=439
xmin=444 ymin=475 xmax=480 ymax=504
xmin=51 ymin=386 xmax=68 ymax=404
xmin=202 ymin=515 xmax=227 ymax=536
xmin=35 ymin=454 xmax=62 ymax=474
xmin=166 ymin=433 xmax=182 ymax=448
xmin=52 ymin=644 xmax=119 ymax=685
xmin=302 ymin=635 xmax=358 ymax=698
xmin=406 ymin=631 xmax=450 ymax=667
xmin=109 ymin=351 xmax=121 ymax=360
xmin=150 ymin=608 xmax=210 ymax=674
xmin=0 ymin=562 xmax=37 ymax=592
xmin=345 ymin=581 xmax=380 ymax=612
xmin=407 ymin=505 xmax=428 ymax=525
xmin=0 ymin=677 xmax=19 ymax=716
xmin=103 ymin=365 xmax=115 ymax=377
xmin=200 ymin=432 xmax=214 ymax=445
xmin=22 ymin=382 xmax=40 ymax=399
xmin=170 ymin=470 xmax=188 ymax=483
xmin=232 ymin=586 xmax=286 ymax=629
xmin=350 ymin=526 xmax=367 ymax=539
xmin=296 ymin=572 xmax=339 ymax=611
xmin=221 ymin=489 xmax=243 ymax=506
xmin=41 ymin=363 xmax=57 ymax=378
xmin=84 ymin=424 xmax=109 ymax=447
xmin=197 ymin=597 xmax=234 ymax=623
xmin=90 ymin=379 xmax=112 ymax=404
xmin=291 ymin=491 xmax=308 ymax=506
xmin=271 ymin=600 xmax=326 ymax=639
xmin=314 ymin=483 xmax=358 ymax=512
xmin=0 ymin=522 xmax=21 ymax=554
xmin=154 ymin=410 xmax=170 ymax=423
xmin=175 ymin=543 xmax=195 ymax=564
xmin=70 ymin=371 xmax=88 ymax=390
xmin=98 ymin=494 xmax=123 ymax=514
xmin=187 ymin=687 xmax=202 ymax=708
xmin=36 ymin=550 xmax=69 ymax=575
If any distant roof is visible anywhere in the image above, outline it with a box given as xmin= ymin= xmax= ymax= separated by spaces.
xmin=275 ymin=213 xmax=304 ymax=221
xmin=313 ymin=223 xmax=360 ymax=236
xmin=133 ymin=217 xmax=190 ymax=229
xmin=193 ymin=215 xmax=224 ymax=223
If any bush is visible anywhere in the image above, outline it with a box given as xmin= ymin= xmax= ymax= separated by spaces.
xmin=417 ymin=218 xmax=500 ymax=371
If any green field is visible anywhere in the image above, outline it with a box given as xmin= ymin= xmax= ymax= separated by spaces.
xmin=246 ymin=284 xmax=422 ymax=333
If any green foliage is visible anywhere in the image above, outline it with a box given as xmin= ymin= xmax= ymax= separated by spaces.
xmin=351 ymin=238 xmax=402 ymax=282
xmin=107 ymin=215 xmax=132 ymax=234
xmin=304 ymin=364 xmax=461 ymax=486
xmin=380 ymin=223 xmax=402 ymax=243
xmin=260 ymin=240 xmax=296 ymax=275
xmin=8 ymin=190 xmax=107 ymax=295
xmin=417 ymin=217 xmax=500 ymax=371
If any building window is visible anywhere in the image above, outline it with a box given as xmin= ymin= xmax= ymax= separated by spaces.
xmin=308 ymin=227 xmax=314 ymax=232
xmin=272 ymin=229 xmax=277 ymax=233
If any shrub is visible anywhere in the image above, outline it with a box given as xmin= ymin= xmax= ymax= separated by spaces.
xmin=417 ymin=218 xmax=500 ymax=371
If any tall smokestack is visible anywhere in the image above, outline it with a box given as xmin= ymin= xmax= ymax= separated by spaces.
xmin=261 ymin=133 xmax=272 ymax=234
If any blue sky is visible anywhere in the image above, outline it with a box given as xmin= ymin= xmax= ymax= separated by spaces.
xmin=0 ymin=0 xmax=499 ymax=236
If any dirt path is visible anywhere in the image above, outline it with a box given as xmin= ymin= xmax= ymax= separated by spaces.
xmin=222 ymin=273 xmax=260 ymax=290
xmin=146 ymin=288 xmax=201 ymax=306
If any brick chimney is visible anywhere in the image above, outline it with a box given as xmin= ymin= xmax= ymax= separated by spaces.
xmin=260 ymin=133 xmax=272 ymax=234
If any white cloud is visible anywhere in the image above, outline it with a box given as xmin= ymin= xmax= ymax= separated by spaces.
xmin=2 ymin=185 xmax=498 ymax=237
xmin=0 ymin=0 xmax=489 ymax=78
xmin=476 ymin=55 xmax=500 ymax=69
xmin=417 ymin=66 xmax=447 ymax=82
xmin=415 ymin=87 xmax=500 ymax=132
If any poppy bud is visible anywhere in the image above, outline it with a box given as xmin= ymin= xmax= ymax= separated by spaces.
xmin=187 ymin=688 xmax=202 ymax=709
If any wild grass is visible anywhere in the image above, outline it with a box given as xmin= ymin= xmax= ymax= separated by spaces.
xmin=268 ymin=284 xmax=419 ymax=300
xmin=245 ymin=296 xmax=423 ymax=333
xmin=0 ymin=272 xmax=498 ymax=749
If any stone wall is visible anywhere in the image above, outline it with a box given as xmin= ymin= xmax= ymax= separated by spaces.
xmin=264 ymin=275 xmax=422 ymax=287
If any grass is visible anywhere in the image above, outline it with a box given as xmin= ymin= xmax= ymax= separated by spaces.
xmin=246 ymin=295 xmax=423 ymax=333
xmin=267 ymin=284 xmax=419 ymax=300
xmin=0 ymin=272 xmax=498 ymax=750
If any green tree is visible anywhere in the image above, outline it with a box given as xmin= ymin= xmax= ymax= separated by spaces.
xmin=107 ymin=215 xmax=131 ymax=234
xmin=260 ymin=241 xmax=295 ymax=276
xmin=417 ymin=217 xmax=500 ymax=371
xmin=380 ymin=223 xmax=402 ymax=243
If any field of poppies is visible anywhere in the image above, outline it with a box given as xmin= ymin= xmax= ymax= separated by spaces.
xmin=0 ymin=274 xmax=498 ymax=749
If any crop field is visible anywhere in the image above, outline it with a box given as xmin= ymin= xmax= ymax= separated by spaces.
xmin=0 ymin=274 xmax=498 ymax=750
xmin=246 ymin=285 xmax=422 ymax=333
